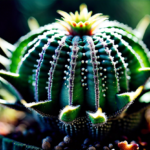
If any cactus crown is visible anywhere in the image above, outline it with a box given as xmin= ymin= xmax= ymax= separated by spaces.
xmin=57 ymin=4 xmax=108 ymax=35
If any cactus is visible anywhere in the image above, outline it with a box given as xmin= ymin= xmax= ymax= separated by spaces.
xmin=0 ymin=4 xmax=150 ymax=142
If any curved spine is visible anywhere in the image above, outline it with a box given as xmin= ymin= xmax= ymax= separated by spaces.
xmin=68 ymin=36 xmax=80 ymax=105
xmin=34 ymin=39 xmax=51 ymax=101
xmin=85 ymin=36 xmax=100 ymax=110
xmin=34 ymin=33 xmax=65 ymax=102
xmin=47 ymin=36 xmax=67 ymax=101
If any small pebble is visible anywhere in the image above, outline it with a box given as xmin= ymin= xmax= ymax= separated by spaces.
xmin=58 ymin=141 xmax=65 ymax=147
xmin=42 ymin=140 xmax=51 ymax=150
xmin=108 ymin=143 xmax=113 ymax=149
xmin=45 ymin=136 xmax=52 ymax=143
xmin=54 ymin=146 xmax=63 ymax=150
xmin=95 ymin=143 xmax=101 ymax=149
xmin=103 ymin=146 xmax=109 ymax=150
xmin=64 ymin=135 xmax=71 ymax=144
xmin=88 ymin=146 xmax=96 ymax=150
xmin=42 ymin=136 xmax=52 ymax=150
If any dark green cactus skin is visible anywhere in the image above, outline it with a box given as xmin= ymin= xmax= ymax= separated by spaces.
xmin=0 ymin=21 xmax=150 ymax=139
xmin=0 ymin=135 xmax=42 ymax=150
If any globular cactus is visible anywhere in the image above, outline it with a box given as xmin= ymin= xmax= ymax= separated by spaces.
xmin=0 ymin=4 xmax=150 ymax=140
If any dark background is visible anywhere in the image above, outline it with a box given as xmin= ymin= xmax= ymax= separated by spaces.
xmin=0 ymin=0 xmax=150 ymax=49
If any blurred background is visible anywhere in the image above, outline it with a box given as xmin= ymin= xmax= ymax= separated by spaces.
xmin=0 ymin=0 xmax=150 ymax=136
xmin=0 ymin=0 xmax=150 ymax=45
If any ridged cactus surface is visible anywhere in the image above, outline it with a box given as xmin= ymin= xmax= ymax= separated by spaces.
xmin=0 ymin=4 xmax=150 ymax=138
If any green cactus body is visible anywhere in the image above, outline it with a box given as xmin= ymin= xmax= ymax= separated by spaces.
xmin=0 ymin=4 xmax=150 ymax=139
